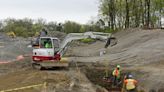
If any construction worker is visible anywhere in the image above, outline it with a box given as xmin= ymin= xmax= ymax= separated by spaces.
xmin=32 ymin=28 xmax=47 ymax=47
xmin=112 ymin=65 xmax=121 ymax=86
xmin=45 ymin=40 xmax=52 ymax=48
xmin=124 ymin=74 xmax=137 ymax=92
xmin=40 ymin=28 xmax=48 ymax=37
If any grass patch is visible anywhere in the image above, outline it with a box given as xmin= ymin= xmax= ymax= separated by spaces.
xmin=80 ymin=38 xmax=95 ymax=43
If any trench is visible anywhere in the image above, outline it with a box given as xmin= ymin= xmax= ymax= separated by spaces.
xmin=83 ymin=67 xmax=125 ymax=92
xmin=82 ymin=66 xmax=164 ymax=92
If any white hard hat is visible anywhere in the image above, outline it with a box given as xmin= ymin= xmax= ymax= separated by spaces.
xmin=128 ymin=74 xmax=133 ymax=78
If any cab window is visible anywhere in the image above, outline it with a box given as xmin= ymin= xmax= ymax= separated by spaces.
xmin=40 ymin=38 xmax=52 ymax=48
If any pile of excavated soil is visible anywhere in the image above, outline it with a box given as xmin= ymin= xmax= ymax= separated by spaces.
xmin=0 ymin=37 xmax=32 ymax=61
xmin=65 ymin=41 xmax=104 ymax=57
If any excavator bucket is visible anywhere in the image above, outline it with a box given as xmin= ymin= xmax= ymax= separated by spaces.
xmin=105 ymin=37 xmax=117 ymax=48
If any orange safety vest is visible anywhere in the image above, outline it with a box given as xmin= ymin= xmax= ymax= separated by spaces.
xmin=112 ymin=68 xmax=120 ymax=78
xmin=124 ymin=79 xmax=137 ymax=90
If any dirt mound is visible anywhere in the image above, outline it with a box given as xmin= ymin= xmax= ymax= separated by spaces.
xmin=109 ymin=29 xmax=164 ymax=65
xmin=65 ymin=41 xmax=104 ymax=57
xmin=0 ymin=34 xmax=32 ymax=61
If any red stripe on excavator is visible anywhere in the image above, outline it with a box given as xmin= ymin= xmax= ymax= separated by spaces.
xmin=32 ymin=54 xmax=61 ymax=61
xmin=32 ymin=56 xmax=54 ymax=61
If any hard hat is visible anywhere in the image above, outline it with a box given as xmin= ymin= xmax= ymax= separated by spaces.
xmin=128 ymin=74 xmax=133 ymax=78
xmin=117 ymin=65 xmax=120 ymax=68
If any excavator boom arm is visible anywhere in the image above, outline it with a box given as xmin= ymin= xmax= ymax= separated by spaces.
xmin=58 ymin=32 xmax=117 ymax=56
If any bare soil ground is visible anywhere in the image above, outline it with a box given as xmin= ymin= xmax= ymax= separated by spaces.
xmin=0 ymin=29 xmax=164 ymax=92
xmin=0 ymin=32 xmax=103 ymax=92
xmin=0 ymin=66 xmax=98 ymax=92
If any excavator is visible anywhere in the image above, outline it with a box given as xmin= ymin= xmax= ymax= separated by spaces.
xmin=31 ymin=32 xmax=117 ymax=69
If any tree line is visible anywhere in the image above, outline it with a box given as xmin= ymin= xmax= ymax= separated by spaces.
xmin=99 ymin=0 xmax=163 ymax=30
xmin=0 ymin=0 xmax=163 ymax=37
xmin=0 ymin=18 xmax=105 ymax=37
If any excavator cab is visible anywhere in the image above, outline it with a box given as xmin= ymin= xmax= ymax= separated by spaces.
xmin=40 ymin=37 xmax=60 ymax=54
xmin=40 ymin=38 xmax=53 ymax=48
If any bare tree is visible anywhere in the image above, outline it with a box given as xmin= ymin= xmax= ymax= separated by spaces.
xmin=125 ymin=0 xmax=130 ymax=28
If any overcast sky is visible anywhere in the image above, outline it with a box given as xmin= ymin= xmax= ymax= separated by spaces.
xmin=0 ymin=0 xmax=99 ymax=24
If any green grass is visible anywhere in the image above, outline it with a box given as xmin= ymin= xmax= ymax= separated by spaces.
xmin=80 ymin=38 xmax=95 ymax=43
